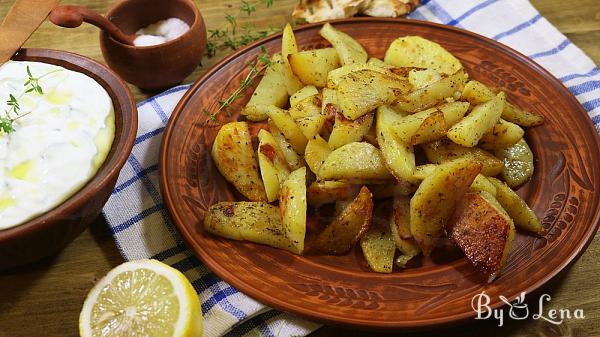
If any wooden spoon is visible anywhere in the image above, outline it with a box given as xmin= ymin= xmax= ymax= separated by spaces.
xmin=49 ymin=5 xmax=136 ymax=45
xmin=0 ymin=0 xmax=59 ymax=64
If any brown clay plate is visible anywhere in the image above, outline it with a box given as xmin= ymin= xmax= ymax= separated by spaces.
xmin=160 ymin=18 xmax=600 ymax=329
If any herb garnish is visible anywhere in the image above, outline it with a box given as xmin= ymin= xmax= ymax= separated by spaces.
xmin=206 ymin=0 xmax=280 ymax=57
xmin=204 ymin=46 xmax=272 ymax=124
xmin=0 ymin=65 xmax=59 ymax=134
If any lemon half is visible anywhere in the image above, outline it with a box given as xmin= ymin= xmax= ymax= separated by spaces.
xmin=79 ymin=259 xmax=203 ymax=337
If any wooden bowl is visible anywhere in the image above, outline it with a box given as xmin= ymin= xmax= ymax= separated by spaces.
xmin=100 ymin=0 xmax=207 ymax=91
xmin=160 ymin=18 xmax=600 ymax=330
xmin=0 ymin=48 xmax=137 ymax=270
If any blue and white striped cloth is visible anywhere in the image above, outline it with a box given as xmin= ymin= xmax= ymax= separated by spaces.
xmin=103 ymin=1 xmax=600 ymax=336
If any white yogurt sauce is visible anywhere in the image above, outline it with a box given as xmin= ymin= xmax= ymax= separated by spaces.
xmin=0 ymin=61 xmax=115 ymax=230
xmin=133 ymin=18 xmax=190 ymax=47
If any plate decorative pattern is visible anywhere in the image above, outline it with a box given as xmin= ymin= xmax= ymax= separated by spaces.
xmin=160 ymin=18 xmax=600 ymax=329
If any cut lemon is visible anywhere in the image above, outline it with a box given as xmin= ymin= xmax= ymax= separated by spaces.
xmin=79 ymin=259 xmax=203 ymax=337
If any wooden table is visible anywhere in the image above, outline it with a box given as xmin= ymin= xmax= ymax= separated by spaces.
xmin=1 ymin=0 xmax=599 ymax=336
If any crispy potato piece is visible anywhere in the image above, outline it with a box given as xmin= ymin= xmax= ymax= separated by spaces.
xmin=414 ymin=164 xmax=496 ymax=195
xmin=360 ymin=216 xmax=396 ymax=273
xmin=288 ymin=48 xmax=340 ymax=87
xmin=495 ymin=138 xmax=534 ymax=188
xmin=268 ymin=119 xmax=305 ymax=170
xmin=304 ymin=135 xmax=332 ymax=174
xmin=264 ymin=105 xmax=308 ymax=155
xmin=319 ymin=142 xmax=394 ymax=182
xmin=462 ymin=80 xmax=544 ymax=127
xmin=384 ymin=36 xmax=463 ymax=75
xmin=408 ymin=68 xmax=443 ymax=89
xmin=307 ymin=180 xmax=359 ymax=207
xmin=488 ymin=177 xmax=542 ymax=234
xmin=328 ymin=112 xmax=374 ymax=149
xmin=279 ymin=167 xmax=307 ymax=254
xmin=212 ymin=122 xmax=266 ymax=202
xmin=479 ymin=119 xmax=525 ymax=150
xmin=410 ymin=158 xmax=482 ymax=255
xmin=290 ymin=95 xmax=326 ymax=139
xmin=410 ymin=110 xmax=447 ymax=145
xmin=423 ymin=138 xmax=504 ymax=176
xmin=204 ymin=202 xmax=301 ymax=252
xmin=447 ymin=92 xmax=505 ymax=147
xmin=242 ymin=54 xmax=289 ymax=121
xmin=395 ymin=71 xmax=468 ymax=113
xmin=290 ymin=85 xmax=319 ymax=107
xmin=281 ymin=23 xmax=304 ymax=95
xmin=337 ymin=69 xmax=411 ymax=120
xmin=312 ymin=186 xmax=373 ymax=254
xmin=392 ymin=102 xmax=469 ymax=143
xmin=448 ymin=192 xmax=516 ymax=283
xmin=257 ymin=129 xmax=291 ymax=202
xmin=367 ymin=57 xmax=394 ymax=69
xmin=369 ymin=181 xmax=417 ymax=199
xmin=390 ymin=196 xmax=421 ymax=261
xmin=319 ymin=22 xmax=368 ymax=65
xmin=326 ymin=62 xmax=396 ymax=89
xmin=376 ymin=106 xmax=417 ymax=183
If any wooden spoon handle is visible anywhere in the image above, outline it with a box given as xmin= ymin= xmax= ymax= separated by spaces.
xmin=0 ymin=0 xmax=59 ymax=64
xmin=49 ymin=5 xmax=134 ymax=45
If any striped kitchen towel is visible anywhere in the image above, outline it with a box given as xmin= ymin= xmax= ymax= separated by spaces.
xmin=102 ymin=0 xmax=600 ymax=336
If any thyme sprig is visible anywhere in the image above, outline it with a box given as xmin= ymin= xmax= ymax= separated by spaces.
xmin=206 ymin=0 xmax=280 ymax=58
xmin=205 ymin=46 xmax=272 ymax=124
xmin=1 ymin=66 xmax=58 ymax=134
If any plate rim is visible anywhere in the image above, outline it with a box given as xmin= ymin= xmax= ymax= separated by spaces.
xmin=160 ymin=17 xmax=600 ymax=329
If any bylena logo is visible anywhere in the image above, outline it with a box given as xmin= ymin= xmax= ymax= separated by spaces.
xmin=471 ymin=291 xmax=585 ymax=327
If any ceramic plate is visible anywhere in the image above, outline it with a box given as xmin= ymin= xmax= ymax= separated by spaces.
xmin=160 ymin=18 xmax=600 ymax=329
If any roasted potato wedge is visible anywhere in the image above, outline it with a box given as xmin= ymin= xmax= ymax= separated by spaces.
xmin=448 ymin=192 xmax=516 ymax=283
xmin=212 ymin=122 xmax=267 ymax=202
xmin=312 ymin=186 xmax=373 ymax=254
xmin=392 ymin=101 xmax=469 ymax=143
xmin=319 ymin=22 xmax=368 ymax=65
xmin=242 ymin=54 xmax=289 ymax=121
xmin=408 ymin=68 xmax=443 ymax=89
xmin=479 ymin=119 xmax=525 ymax=150
xmin=281 ymin=23 xmax=304 ymax=95
xmin=264 ymin=105 xmax=308 ymax=154
xmin=495 ymin=138 xmax=534 ymax=188
xmin=395 ymin=71 xmax=468 ymax=113
xmin=409 ymin=110 xmax=447 ymax=145
xmin=288 ymin=48 xmax=340 ymax=87
xmin=289 ymin=85 xmax=318 ymax=107
xmin=326 ymin=62 xmax=395 ymax=89
xmin=384 ymin=36 xmax=463 ymax=75
xmin=423 ymin=138 xmax=504 ymax=176
xmin=488 ymin=177 xmax=542 ymax=234
xmin=304 ymin=135 xmax=332 ymax=174
xmin=414 ymin=164 xmax=496 ymax=195
xmin=447 ymin=92 xmax=505 ymax=147
xmin=267 ymin=119 xmax=305 ymax=170
xmin=328 ymin=113 xmax=374 ymax=149
xmin=279 ymin=167 xmax=308 ymax=254
xmin=290 ymin=95 xmax=326 ymax=139
xmin=337 ymin=69 xmax=411 ymax=120
xmin=369 ymin=181 xmax=417 ymax=199
xmin=318 ymin=142 xmax=394 ymax=182
xmin=204 ymin=202 xmax=298 ymax=252
xmin=376 ymin=106 xmax=417 ymax=183
xmin=307 ymin=180 xmax=359 ymax=207
xmin=461 ymin=80 xmax=544 ymax=127
xmin=390 ymin=196 xmax=421 ymax=261
xmin=410 ymin=158 xmax=482 ymax=255
xmin=360 ymin=215 xmax=396 ymax=273
xmin=257 ymin=129 xmax=291 ymax=202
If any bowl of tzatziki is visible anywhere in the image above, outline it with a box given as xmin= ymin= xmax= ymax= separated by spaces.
xmin=0 ymin=49 xmax=136 ymax=269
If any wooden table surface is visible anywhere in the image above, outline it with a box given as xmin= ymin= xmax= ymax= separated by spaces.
xmin=1 ymin=1 xmax=599 ymax=336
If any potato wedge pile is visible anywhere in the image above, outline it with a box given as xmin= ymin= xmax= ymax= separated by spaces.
xmin=205 ymin=23 xmax=544 ymax=283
